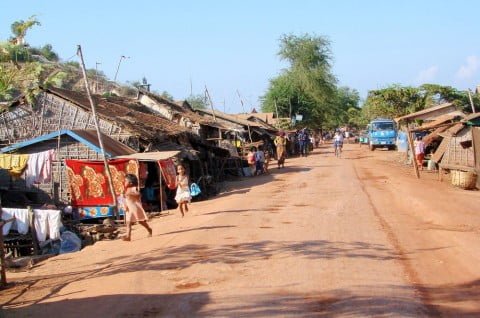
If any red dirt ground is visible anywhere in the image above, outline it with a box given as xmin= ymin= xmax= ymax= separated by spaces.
xmin=1 ymin=144 xmax=479 ymax=317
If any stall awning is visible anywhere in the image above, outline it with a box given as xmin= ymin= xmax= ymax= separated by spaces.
xmin=112 ymin=151 xmax=180 ymax=161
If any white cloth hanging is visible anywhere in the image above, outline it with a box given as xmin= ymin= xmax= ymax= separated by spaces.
xmin=1 ymin=208 xmax=29 ymax=235
xmin=25 ymin=149 xmax=54 ymax=187
xmin=33 ymin=209 xmax=62 ymax=242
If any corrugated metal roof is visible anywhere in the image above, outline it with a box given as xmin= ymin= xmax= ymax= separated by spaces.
xmin=1 ymin=129 xmax=136 ymax=157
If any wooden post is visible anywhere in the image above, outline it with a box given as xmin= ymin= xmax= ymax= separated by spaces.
xmin=28 ymin=207 xmax=39 ymax=255
xmin=407 ymin=130 xmax=420 ymax=179
xmin=0 ymin=205 xmax=15 ymax=287
xmin=157 ymin=161 xmax=162 ymax=213
xmin=77 ymin=45 xmax=118 ymax=216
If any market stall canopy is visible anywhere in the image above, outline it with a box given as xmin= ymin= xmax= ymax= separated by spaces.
xmin=112 ymin=151 xmax=180 ymax=161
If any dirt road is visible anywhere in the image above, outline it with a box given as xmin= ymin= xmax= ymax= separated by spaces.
xmin=1 ymin=144 xmax=479 ymax=317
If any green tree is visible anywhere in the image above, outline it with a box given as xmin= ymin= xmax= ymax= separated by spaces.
xmin=159 ymin=91 xmax=174 ymax=101
xmin=261 ymin=33 xmax=338 ymax=128
xmin=361 ymin=85 xmax=426 ymax=121
xmin=186 ymin=94 xmax=208 ymax=109
xmin=419 ymin=84 xmax=478 ymax=113
xmin=10 ymin=16 xmax=41 ymax=45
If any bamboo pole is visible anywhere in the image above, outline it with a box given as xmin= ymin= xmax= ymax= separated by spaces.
xmin=407 ymin=130 xmax=420 ymax=179
xmin=236 ymin=90 xmax=253 ymax=143
xmin=77 ymin=45 xmax=118 ymax=216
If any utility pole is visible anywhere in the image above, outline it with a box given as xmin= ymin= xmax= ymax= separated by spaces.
xmin=467 ymin=89 xmax=476 ymax=113
xmin=236 ymin=90 xmax=252 ymax=143
xmin=95 ymin=62 xmax=101 ymax=93
xmin=205 ymin=86 xmax=217 ymax=122
xmin=77 ymin=45 xmax=118 ymax=216
xmin=113 ymin=55 xmax=129 ymax=82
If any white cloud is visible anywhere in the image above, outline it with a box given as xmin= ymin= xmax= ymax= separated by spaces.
xmin=456 ymin=55 xmax=480 ymax=80
xmin=415 ymin=65 xmax=439 ymax=84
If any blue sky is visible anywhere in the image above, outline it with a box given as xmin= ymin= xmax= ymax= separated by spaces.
xmin=1 ymin=0 xmax=479 ymax=114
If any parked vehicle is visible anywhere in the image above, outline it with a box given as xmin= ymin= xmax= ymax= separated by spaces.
xmin=358 ymin=130 xmax=369 ymax=145
xmin=367 ymin=118 xmax=397 ymax=151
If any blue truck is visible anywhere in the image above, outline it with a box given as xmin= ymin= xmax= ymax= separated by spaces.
xmin=367 ymin=118 xmax=397 ymax=151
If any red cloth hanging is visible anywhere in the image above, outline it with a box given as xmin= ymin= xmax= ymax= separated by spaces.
xmin=65 ymin=159 xmax=139 ymax=206
xmin=158 ymin=159 xmax=177 ymax=190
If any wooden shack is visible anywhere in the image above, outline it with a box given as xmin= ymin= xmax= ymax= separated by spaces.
xmin=0 ymin=129 xmax=135 ymax=208
xmin=434 ymin=113 xmax=480 ymax=189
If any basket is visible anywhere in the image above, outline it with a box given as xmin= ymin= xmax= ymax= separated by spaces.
xmin=451 ymin=170 xmax=477 ymax=190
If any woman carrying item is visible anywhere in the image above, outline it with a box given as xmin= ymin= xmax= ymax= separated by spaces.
xmin=175 ymin=164 xmax=192 ymax=217
xmin=414 ymin=136 xmax=426 ymax=170
xmin=274 ymin=131 xmax=287 ymax=168
xmin=122 ymin=174 xmax=152 ymax=241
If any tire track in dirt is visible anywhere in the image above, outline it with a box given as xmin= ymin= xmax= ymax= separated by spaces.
xmin=352 ymin=162 xmax=441 ymax=317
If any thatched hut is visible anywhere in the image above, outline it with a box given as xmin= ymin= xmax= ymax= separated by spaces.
xmin=434 ymin=113 xmax=480 ymax=189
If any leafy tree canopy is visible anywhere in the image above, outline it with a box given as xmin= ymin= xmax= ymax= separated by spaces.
xmin=186 ymin=94 xmax=208 ymax=109
xmin=361 ymin=84 xmax=479 ymax=122
xmin=261 ymin=33 xmax=363 ymax=129
xmin=10 ymin=16 xmax=41 ymax=45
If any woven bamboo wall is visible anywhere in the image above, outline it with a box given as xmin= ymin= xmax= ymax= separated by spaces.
xmin=0 ymin=92 xmax=127 ymax=145
xmin=442 ymin=128 xmax=475 ymax=168
xmin=1 ymin=136 xmax=104 ymax=205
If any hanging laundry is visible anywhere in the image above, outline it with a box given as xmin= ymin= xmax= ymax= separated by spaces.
xmin=1 ymin=209 xmax=14 ymax=235
xmin=65 ymin=159 xmax=138 ymax=206
xmin=33 ymin=209 xmax=62 ymax=242
xmin=25 ymin=149 xmax=54 ymax=187
xmin=1 ymin=208 xmax=29 ymax=235
xmin=0 ymin=154 xmax=29 ymax=178
xmin=158 ymin=159 xmax=177 ymax=190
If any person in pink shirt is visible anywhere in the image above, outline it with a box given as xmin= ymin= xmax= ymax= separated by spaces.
xmin=414 ymin=136 xmax=426 ymax=170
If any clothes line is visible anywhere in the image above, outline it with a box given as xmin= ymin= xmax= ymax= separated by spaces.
xmin=1 ymin=208 xmax=62 ymax=242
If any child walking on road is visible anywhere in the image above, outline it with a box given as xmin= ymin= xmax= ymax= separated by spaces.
xmin=122 ymin=174 xmax=152 ymax=241
xmin=175 ymin=164 xmax=192 ymax=217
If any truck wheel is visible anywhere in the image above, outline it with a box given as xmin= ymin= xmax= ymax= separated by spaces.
xmin=369 ymin=143 xmax=375 ymax=151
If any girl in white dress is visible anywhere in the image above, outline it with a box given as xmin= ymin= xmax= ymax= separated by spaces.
xmin=175 ymin=164 xmax=192 ymax=217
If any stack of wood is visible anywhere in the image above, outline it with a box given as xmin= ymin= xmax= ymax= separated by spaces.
xmin=78 ymin=218 xmax=119 ymax=244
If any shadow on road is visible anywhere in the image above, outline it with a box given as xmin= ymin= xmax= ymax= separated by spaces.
xmin=2 ymin=239 xmax=479 ymax=316
xmin=161 ymin=225 xmax=237 ymax=235
xmin=2 ymin=292 xmax=210 ymax=317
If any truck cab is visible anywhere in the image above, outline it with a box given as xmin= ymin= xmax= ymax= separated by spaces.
xmin=367 ymin=118 xmax=397 ymax=151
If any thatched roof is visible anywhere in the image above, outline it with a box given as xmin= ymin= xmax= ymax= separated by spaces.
xmin=196 ymin=108 xmax=263 ymax=128
xmin=236 ymin=112 xmax=277 ymax=128
xmin=395 ymin=103 xmax=457 ymax=123
xmin=45 ymin=87 xmax=189 ymax=139
xmin=138 ymin=90 xmax=220 ymax=128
